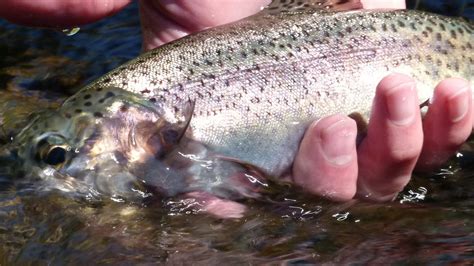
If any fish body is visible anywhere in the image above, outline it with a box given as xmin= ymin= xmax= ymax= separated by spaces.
xmin=9 ymin=5 xmax=474 ymax=200
xmin=78 ymin=8 xmax=473 ymax=174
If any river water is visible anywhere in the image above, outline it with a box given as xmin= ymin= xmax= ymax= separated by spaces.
xmin=0 ymin=2 xmax=473 ymax=264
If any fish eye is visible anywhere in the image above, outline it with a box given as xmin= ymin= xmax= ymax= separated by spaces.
xmin=43 ymin=146 xmax=67 ymax=165
xmin=35 ymin=134 xmax=70 ymax=166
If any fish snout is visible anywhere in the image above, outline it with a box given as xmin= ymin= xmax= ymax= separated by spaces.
xmin=0 ymin=145 xmax=21 ymax=174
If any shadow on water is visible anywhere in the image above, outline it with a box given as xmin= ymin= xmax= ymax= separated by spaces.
xmin=0 ymin=1 xmax=473 ymax=264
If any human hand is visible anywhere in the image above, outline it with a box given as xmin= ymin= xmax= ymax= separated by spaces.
xmin=293 ymin=74 xmax=473 ymax=201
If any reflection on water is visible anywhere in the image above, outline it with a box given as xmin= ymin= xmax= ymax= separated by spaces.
xmin=1 ymin=1 xmax=473 ymax=264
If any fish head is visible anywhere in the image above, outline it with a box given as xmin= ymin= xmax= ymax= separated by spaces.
xmin=8 ymin=86 xmax=194 ymax=200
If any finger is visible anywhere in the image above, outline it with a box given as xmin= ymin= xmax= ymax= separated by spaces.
xmin=0 ymin=0 xmax=132 ymax=27
xmin=139 ymin=0 xmax=270 ymax=50
xmin=361 ymin=0 xmax=405 ymax=9
xmin=356 ymin=74 xmax=423 ymax=201
xmin=293 ymin=114 xmax=358 ymax=201
xmin=416 ymin=79 xmax=472 ymax=170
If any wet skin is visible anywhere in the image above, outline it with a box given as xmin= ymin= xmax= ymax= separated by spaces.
xmin=0 ymin=0 xmax=472 ymax=203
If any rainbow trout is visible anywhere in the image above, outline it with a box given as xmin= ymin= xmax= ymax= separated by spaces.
xmin=4 ymin=1 xmax=473 ymax=202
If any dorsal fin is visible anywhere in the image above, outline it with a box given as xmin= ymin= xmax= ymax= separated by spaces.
xmin=264 ymin=0 xmax=363 ymax=14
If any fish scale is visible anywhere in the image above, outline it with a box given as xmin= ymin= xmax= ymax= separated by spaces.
xmin=61 ymin=8 xmax=473 ymax=175
xmin=9 ymin=2 xmax=474 ymax=200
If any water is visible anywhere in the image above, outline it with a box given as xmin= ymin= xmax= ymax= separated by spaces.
xmin=1 ymin=2 xmax=474 ymax=264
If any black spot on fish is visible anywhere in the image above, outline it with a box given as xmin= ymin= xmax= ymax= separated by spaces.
xmin=120 ymin=105 xmax=128 ymax=112
xmin=93 ymin=112 xmax=103 ymax=118
xmin=84 ymin=102 xmax=92 ymax=107
xmin=439 ymin=23 xmax=446 ymax=31
xmin=96 ymin=87 xmax=103 ymax=92
xmin=450 ymin=30 xmax=457 ymax=39
xmin=390 ymin=24 xmax=398 ymax=32
xmin=64 ymin=113 xmax=72 ymax=119
xmin=149 ymin=98 xmax=156 ymax=103
xmin=141 ymin=89 xmax=151 ymax=94
xmin=75 ymin=109 xmax=82 ymax=113
xmin=397 ymin=20 xmax=405 ymax=27
xmin=83 ymin=94 xmax=91 ymax=100
xmin=381 ymin=23 xmax=387 ymax=31
xmin=436 ymin=33 xmax=442 ymax=41
xmin=427 ymin=18 xmax=437 ymax=26
xmin=103 ymin=77 xmax=111 ymax=83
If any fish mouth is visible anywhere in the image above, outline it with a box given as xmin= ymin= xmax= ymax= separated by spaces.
xmin=0 ymin=145 xmax=20 ymax=175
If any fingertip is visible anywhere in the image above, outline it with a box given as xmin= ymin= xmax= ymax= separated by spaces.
xmin=417 ymin=78 xmax=473 ymax=170
xmin=435 ymin=77 xmax=471 ymax=91
xmin=293 ymin=114 xmax=358 ymax=201
xmin=376 ymin=73 xmax=415 ymax=94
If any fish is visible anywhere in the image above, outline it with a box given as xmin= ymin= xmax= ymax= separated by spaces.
xmin=2 ymin=0 xmax=473 ymax=205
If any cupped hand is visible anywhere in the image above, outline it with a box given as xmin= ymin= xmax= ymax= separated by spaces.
xmin=1 ymin=0 xmax=470 ymax=203
xmin=293 ymin=75 xmax=473 ymax=201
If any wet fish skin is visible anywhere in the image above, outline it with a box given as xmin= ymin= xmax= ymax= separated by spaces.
xmin=82 ymin=9 xmax=473 ymax=174
xmin=11 ymin=8 xmax=474 ymax=198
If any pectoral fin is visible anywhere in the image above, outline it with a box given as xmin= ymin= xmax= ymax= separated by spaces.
xmin=139 ymin=100 xmax=195 ymax=158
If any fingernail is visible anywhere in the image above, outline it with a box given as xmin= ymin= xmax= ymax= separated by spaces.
xmin=448 ymin=86 xmax=469 ymax=122
xmin=385 ymin=82 xmax=417 ymax=126
xmin=320 ymin=118 xmax=356 ymax=166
